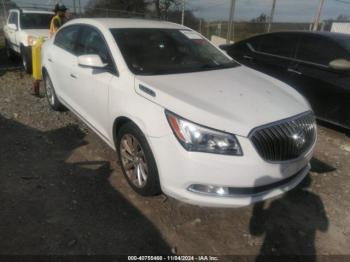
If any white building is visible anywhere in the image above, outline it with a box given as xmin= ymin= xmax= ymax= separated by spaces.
xmin=331 ymin=22 xmax=350 ymax=34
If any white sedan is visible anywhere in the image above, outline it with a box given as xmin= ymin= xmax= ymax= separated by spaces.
xmin=41 ymin=18 xmax=316 ymax=207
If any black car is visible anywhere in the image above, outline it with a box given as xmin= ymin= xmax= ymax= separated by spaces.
xmin=223 ymin=31 xmax=350 ymax=129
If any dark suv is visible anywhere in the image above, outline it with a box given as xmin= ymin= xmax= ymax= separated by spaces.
xmin=224 ymin=31 xmax=350 ymax=129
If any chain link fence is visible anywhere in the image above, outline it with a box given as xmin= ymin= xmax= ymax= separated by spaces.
xmin=201 ymin=21 xmax=314 ymax=43
xmin=0 ymin=1 xmax=334 ymax=47
xmin=0 ymin=15 xmax=5 ymax=47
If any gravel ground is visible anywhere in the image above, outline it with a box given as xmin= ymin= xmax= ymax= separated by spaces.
xmin=0 ymin=45 xmax=349 ymax=260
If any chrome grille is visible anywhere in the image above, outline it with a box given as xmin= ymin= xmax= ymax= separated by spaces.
xmin=250 ymin=112 xmax=316 ymax=162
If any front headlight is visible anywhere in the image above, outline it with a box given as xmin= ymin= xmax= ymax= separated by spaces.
xmin=27 ymin=35 xmax=37 ymax=46
xmin=165 ymin=110 xmax=243 ymax=156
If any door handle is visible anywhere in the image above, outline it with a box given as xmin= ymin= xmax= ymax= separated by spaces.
xmin=243 ymin=55 xmax=253 ymax=60
xmin=70 ymin=73 xmax=77 ymax=79
xmin=48 ymin=58 xmax=53 ymax=63
xmin=287 ymin=68 xmax=302 ymax=75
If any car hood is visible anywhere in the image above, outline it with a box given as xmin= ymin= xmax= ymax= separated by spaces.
xmin=135 ymin=66 xmax=310 ymax=137
xmin=23 ymin=29 xmax=50 ymax=38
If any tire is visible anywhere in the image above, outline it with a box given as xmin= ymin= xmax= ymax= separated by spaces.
xmin=116 ymin=122 xmax=161 ymax=196
xmin=21 ymin=46 xmax=32 ymax=74
xmin=5 ymin=40 xmax=16 ymax=61
xmin=43 ymin=72 xmax=65 ymax=111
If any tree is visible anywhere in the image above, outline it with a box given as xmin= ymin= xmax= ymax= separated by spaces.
xmin=85 ymin=0 xmax=149 ymax=17
xmin=152 ymin=0 xmax=181 ymax=19
xmin=0 ymin=0 xmax=17 ymax=18
xmin=1 ymin=0 xmax=17 ymax=11
xmin=251 ymin=13 xmax=269 ymax=23
xmin=336 ymin=14 xmax=350 ymax=21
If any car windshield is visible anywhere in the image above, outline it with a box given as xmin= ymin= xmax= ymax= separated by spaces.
xmin=111 ymin=28 xmax=239 ymax=75
xmin=20 ymin=13 xmax=53 ymax=29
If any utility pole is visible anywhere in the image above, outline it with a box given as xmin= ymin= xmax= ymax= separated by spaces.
xmin=78 ymin=0 xmax=82 ymax=17
xmin=1 ymin=0 xmax=7 ymax=20
xmin=267 ymin=0 xmax=276 ymax=32
xmin=181 ymin=0 xmax=185 ymax=25
xmin=226 ymin=0 xmax=236 ymax=44
xmin=72 ymin=0 xmax=76 ymax=15
xmin=199 ymin=18 xmax=202 ymax=34
xmin=313 ymin=0 xmax=325 ymax=31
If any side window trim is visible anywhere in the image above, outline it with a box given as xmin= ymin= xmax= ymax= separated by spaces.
xmin=295 ymin=35 xmax=348 ymax=69
xmin=246 ymin=34 xmax=330 ymax=69
xmin=13 ymin=11 xmax=19 ymax=27
xmin=54 ymin=23 xmax=119 ymax=76
xmin=7 ymin=12 xmax=13 ymax=24
xmin=54 ymin=25 xmax=81 ymax=56
xmin=78 ymin=24 xmax=119 ymax=77
xmin=251 ymin=33 xmax=298 ymax=60
xmin=8 ymin=11 xmax=19 ymax=27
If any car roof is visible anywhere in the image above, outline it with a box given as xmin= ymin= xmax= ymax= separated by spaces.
xmin=67 ymin=18 xmax=187 ymax=30
xmin=9 ymin=8 xmax=54 ymax=15
xmin=252 ymin=30 xmax=350 ymax=41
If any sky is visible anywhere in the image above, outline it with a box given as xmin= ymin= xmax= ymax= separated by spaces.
xmin=11 ymin=0 xmax=350 ymax=22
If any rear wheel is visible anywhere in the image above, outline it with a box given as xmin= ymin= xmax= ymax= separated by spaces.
xmin=43 ymin=72 xmax=65 ymax=111
xmin=21 ymin=46 xmax=32 ymax=74
xmin=5 ymin=40 xmax=16 ymax=60
xmin=116 ymin=122 xmax=161 ymax=196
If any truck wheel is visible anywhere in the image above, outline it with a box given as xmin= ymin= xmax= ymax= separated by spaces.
xmin=43 ymin=72 xmax=65 ymax=111
xmin=116 ymin=122 xmax=161 ymax=196
xmin=21 ymin=46 xmax=32 ymax=74
xmin=5 ymin=40 xmax=16 ymax=60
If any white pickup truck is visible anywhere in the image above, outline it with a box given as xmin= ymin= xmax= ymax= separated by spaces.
xmin=3 ymin=8 xmax=54 ymax=73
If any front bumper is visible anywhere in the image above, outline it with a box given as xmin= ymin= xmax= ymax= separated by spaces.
xmin=148 ymin=133 xmax=314 ymax=208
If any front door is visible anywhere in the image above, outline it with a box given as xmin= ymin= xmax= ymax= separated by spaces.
xmin=252 ymin=33 xmax=298 ymax=84
xmin=73 ymin=25 xmax=117 ymax=140
xmin=291 ymin=35 xmax=350 ymax=128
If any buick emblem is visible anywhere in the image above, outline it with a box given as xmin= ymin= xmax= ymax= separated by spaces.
xmin=290 ymin=121 xmax=306 ymax=149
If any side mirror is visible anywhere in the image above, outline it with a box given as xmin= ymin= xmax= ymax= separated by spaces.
xmin=78 ymin=54 xmax=108 ymax=69
xmin=329 ymin=59 xmax=350 ymax=71
xmin=8 ymin=23 xmax=17 ymax=31
xmin=219 ymin=44 xmax=230 ymax=51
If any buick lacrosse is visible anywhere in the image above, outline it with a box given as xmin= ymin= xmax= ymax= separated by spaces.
xmin=41 ymin=18 xmax=316 ymax=207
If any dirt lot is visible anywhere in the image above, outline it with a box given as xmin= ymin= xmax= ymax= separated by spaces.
xmin=0 ymin=44 xmax=349 ymax=260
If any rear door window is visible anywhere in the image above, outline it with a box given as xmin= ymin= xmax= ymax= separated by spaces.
xmin=54 ymin=25 xmax=80 ymax=54
xmin=258 ymin=33 xmax=297 ymax=58
xmin=296 ymin=35 xmax=347 ymax=66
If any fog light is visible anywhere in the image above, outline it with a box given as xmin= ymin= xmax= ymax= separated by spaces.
xmin=188 ymin=184 xmax=230 ymax=196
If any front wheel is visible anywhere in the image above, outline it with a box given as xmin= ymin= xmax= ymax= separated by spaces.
xmin=116 ymin=122 xmax=161 ymax=196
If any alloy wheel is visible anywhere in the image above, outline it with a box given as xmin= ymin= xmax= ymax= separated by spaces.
xmin=22 ymin=55 xmax=27 ymax=70
xmin=45 ymin=76 xmax=55 ymax=105
xmin=120 ymin=134 xmax=148 ymax=188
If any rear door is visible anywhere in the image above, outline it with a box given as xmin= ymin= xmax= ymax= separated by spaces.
xmin=291 ymin=35 xmax=350 ymax=128
xmin=50 ymin=25 xmax=80 ymax=108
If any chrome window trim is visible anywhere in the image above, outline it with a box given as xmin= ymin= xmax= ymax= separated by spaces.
xmin=247 ymin=42 xmax=330 ymax=69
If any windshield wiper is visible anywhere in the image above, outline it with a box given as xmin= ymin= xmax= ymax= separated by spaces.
xmin=198 ymin=61 xmax=239 ymax=70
